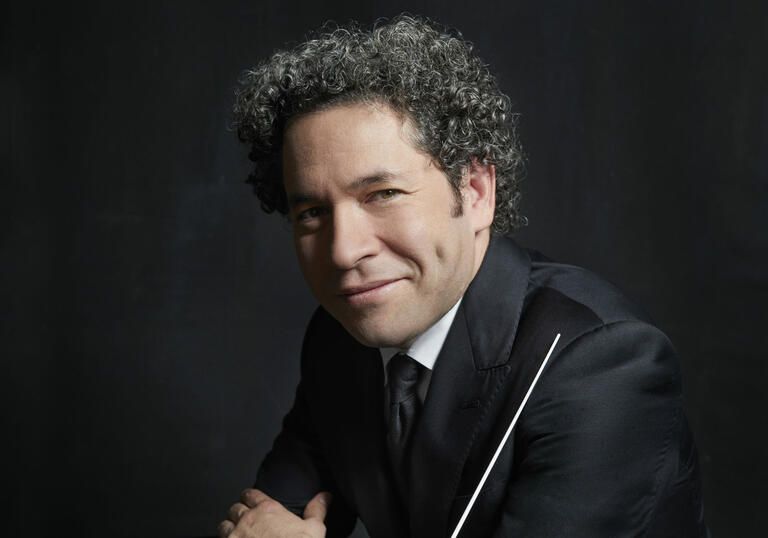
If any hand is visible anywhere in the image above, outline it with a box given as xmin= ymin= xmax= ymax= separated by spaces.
xmin=218 ymin=489 xmax=332 ymax=538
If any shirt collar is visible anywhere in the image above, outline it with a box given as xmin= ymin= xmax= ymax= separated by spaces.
xmin=380 ymin=297 xmax=462 ymax=382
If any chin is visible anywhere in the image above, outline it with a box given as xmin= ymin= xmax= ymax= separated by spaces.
xmin=340 ymin=319 xmax=413 ymax=349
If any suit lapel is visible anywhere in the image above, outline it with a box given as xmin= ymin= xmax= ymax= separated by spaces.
xmin=407 ymin=237 xmax=532 ymax=537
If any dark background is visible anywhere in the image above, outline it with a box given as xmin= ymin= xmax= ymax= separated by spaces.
xmin=4 ymin=1 xmax=766 ymax=536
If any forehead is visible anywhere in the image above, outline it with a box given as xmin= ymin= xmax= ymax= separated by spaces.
xmin=284 ymin=101 xmax=410 ymax=147
xmin=281 ymin=103 xmax=427 ymax=188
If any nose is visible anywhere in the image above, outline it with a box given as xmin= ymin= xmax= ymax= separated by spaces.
xmin=329 ymin=204 xmax=377 ymax=269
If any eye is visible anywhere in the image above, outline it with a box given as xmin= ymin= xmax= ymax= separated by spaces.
xmin=295 ymin=206 xmax=327 ymax=222
xmin=370 ymin=188 xmax=402 ymax=201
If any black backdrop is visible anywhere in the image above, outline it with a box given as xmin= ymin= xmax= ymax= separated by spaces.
xmin=4 ymin=1 xmax=767 ymax=536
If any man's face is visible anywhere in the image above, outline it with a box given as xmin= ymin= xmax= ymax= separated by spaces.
xmin=282 ymin=103 xmax=490 ymax=349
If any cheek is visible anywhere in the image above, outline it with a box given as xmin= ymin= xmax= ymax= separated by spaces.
xmin=432 ymin=218 xmax=474 ymax=277
xmin=379 ymin=213 xmax=430 ymax=260
xmin=383 ymin=216 xmax=458 ymax=278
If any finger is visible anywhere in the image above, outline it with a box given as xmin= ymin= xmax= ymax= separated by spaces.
xmin=240 ymin=488 xmax=273 ymax=508
xmin=217 ymin=519 xmax=235 ymax=538
xmin=303 ymin=491 xmax=333 ymax=522
xmin=226 ymin=502 xmax=249 ymax=523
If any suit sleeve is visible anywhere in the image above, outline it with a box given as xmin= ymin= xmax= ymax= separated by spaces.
xmin=491 ymin=320 xmax=707 ymax=537
xmin=254 ymin=312 xmax=358 ymax=537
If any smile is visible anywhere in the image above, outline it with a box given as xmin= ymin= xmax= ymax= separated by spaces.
xmin=338 ymin=279 xmax=404 ymax=304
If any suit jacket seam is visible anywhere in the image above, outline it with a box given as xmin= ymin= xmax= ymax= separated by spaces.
xmin=553 ymin=318 xmax=659 ymax=358
xmin=643 ymin=376 xmax=682 ymax=535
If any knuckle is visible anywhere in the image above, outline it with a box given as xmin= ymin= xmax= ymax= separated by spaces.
xmin=216 ymin=520 xmax=234 ymax=537
xmin=239 ymin=508 xmax=257 ymax=525
xmin=256 ymin=499 xmax=280 ymax=513
xmin=240 ymin=488 xmax=254 ymax=503
xmin=226 ymin=503 xmax=245 ymax=521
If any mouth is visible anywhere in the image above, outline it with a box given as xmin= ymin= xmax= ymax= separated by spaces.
xmin=337 ymin=279 xmax=404 ymax=303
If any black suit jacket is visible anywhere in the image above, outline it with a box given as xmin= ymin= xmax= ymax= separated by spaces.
xmin=255 ymin=236 xmax=708 ymax=537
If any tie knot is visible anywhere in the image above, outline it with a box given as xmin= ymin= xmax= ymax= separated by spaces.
xmin=387 ymin=353 xmax=421 ymax=404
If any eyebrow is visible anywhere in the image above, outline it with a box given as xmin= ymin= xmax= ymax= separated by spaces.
xmin=286 ymin=170 xmax=400 ymax=210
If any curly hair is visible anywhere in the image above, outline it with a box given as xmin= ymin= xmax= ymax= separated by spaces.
xmin=232 ymin=15 xmax=526 ymax=235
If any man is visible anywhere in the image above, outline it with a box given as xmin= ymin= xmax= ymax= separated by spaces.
xmin=219 ymin=16 xmax=708 ymax=538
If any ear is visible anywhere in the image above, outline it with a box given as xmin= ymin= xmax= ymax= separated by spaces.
xmin=461 ymin=157 xmax=496 ymax=233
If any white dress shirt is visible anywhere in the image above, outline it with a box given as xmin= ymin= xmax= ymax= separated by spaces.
xmin=379 ymin=298 xmax=462 ymax=405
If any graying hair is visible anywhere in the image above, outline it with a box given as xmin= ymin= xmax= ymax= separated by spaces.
xmin=233 ymin=15 xmax=526 ymax=235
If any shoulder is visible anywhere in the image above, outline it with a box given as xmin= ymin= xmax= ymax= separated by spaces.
xmin=475 ymin=239 xmax=682 ymax=410
xmin=472 ymin=235 xmax=658 ymax=348
xmin=497 ymin=249 xmax=699 ymax=535
xmin=515 ymin=244 xmax=678 ymax=363
xmin=303 ymin=306 xmax=344 ymax=347
xmin=525 ymin=246 xmax=654 ymax=327
xmin=518 ymin=245 xmax=680 ymax=391
xmin=299 ymin=305 xmax=379 ymax=381
xmin=300 ymin=306 xmax=353 ymax=367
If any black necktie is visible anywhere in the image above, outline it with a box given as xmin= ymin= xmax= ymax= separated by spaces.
xmin=386 ymin=353 xmax=423 ymax=499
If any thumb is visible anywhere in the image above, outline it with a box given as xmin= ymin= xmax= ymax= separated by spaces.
xmin=303 ymin=491 xmax=333 ymax=521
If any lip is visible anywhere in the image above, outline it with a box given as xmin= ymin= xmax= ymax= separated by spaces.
xmin=337 ymin=278 xmax=403 ymax=302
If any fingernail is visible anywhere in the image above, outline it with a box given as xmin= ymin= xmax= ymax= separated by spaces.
xmin=320 ymin=492 xmax=333 ymax=504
